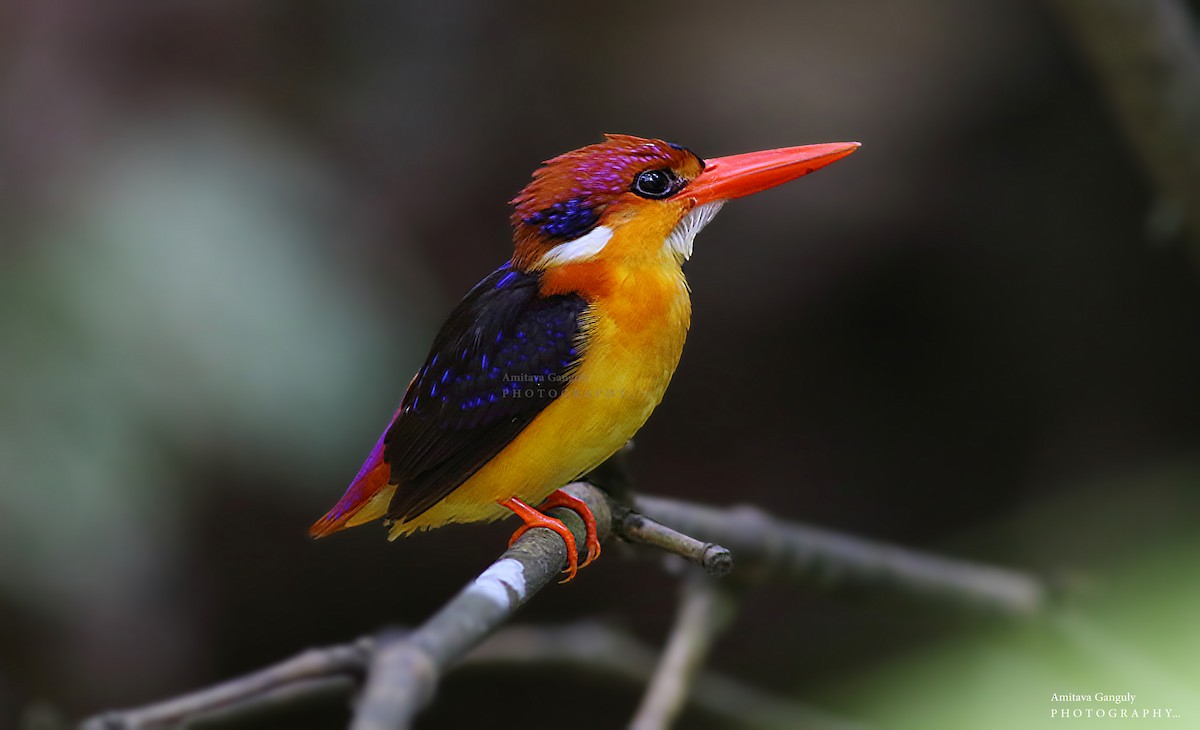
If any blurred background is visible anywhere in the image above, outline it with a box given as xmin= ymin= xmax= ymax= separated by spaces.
xmin=2 ymin=1 xmax=1199 ymax=728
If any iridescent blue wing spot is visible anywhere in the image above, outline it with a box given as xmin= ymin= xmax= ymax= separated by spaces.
xmin=383 ymin=264 xmax=588 ymax=522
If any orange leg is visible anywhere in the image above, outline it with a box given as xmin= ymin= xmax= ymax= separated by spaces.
xmin=499 ymin=491 xmax=599 ymax=582
xmin=536 ymin=490 xmax=602 ymax=568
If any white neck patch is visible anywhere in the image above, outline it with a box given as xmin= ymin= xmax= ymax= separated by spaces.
xmin=537 ymin=225 xmax=614 ymax=267
xmin=665 ymin=202 xmax=725 ymax=262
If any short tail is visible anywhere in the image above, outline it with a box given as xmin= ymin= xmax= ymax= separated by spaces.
xmin=309 ymin=417 xmax=397 ymax=538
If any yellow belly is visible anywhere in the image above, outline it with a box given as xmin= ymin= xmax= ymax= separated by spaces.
xmin=390 ymin=264 xmax=691 ymax=536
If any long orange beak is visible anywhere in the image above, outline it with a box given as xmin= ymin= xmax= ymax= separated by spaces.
xmin=686 ymin=142 xmax=860 ymax=205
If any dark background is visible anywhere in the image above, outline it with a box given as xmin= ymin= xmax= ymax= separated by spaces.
xmin=2 ymin=1 xmax=1198 ymax=728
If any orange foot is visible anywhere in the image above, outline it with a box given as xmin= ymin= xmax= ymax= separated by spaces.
xmin=499 ymin=490 xmax=601 ymax=583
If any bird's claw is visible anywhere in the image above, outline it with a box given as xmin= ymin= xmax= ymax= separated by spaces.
xmin=498 ymin=490 xmax=601 ymax=582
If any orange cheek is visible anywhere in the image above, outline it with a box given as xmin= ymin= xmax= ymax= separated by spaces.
xmin=599 ymin=199 xmax=688 ymax=261
xmin=530 ymin=196 xmax=691 ymax=299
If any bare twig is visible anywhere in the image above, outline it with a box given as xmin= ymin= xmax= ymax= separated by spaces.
xmin=82 ymin=488 xmax=1045 ymax=728
xmin=350 ymin=481 xmax=614 ymax=730
xmin=188 ymin=676 xmax=356 ymax=727
xmin=611 ymin=502 xmax=734 ymax=576
xmin=469 ymin=622 xmax=868 ymax=730
xmin=1050 ymin=0 xmax=1200 ymax=261
xmin=592 ymin=442 xmax=733 ymax=576
xmin=81 ymin=642 xmax=371 ymax=729
xmin=630 ymin=573 xmax=739 ymax=730
xmin=81 ymin=621 xmax=862 ymax=730
xmin=636 ymin=496 xmax=1046 ymax=617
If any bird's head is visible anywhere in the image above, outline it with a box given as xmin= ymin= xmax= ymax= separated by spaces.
xmin=510 ymin=134 xmax=858 ymax=273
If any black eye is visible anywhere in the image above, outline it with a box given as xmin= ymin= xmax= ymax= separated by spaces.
xmin=632 ymin=169 xmax=678 ymax=199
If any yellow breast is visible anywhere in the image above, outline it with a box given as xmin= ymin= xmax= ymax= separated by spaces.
xmin=390 ymin=258 xmax=691 ymax=536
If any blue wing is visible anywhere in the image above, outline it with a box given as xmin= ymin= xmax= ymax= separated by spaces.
xmin=383 ymin=264 xmax=588 ymax=522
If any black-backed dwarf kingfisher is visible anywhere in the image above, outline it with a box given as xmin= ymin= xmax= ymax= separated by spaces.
xmin=311 ymin=134 xmax=858 ymax=580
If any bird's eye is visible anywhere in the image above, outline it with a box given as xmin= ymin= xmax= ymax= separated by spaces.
xmin=632 ymin=169 xmax=678 ymax=199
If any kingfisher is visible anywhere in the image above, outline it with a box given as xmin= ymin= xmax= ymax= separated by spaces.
xmin=310 ymin=134 xmax=858 ymax=580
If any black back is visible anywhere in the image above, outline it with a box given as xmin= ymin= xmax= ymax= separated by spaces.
xmin=384 ymin=264 xmax=588 ymax=521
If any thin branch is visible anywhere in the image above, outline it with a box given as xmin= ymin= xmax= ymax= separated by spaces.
xmin=630 ymin=573 xmax=739 ymax=730
xmin=611 ymin=502 xmax=733 ymax=576
xmin=189 ymin=676 xmax=356 ymax=727
xmin=81 ymin=621 xmax=862 ymax=730
xmin=468 ymin=622 xmax=868 ymax=730
xmin=82 ymin=487 xmax=1046 ymax=728
xmin=349 ymin=481 xmax=614 ymax=730
xmin=635 ymin=496 xmax=1046 ymax=617
xmin=593 ymin=442 xmax=734 ymax=576
xmin=1049 ymin=0 xmax=1200 ymax=261
xmin=81 ymin=642 xmax=371 ymax=729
